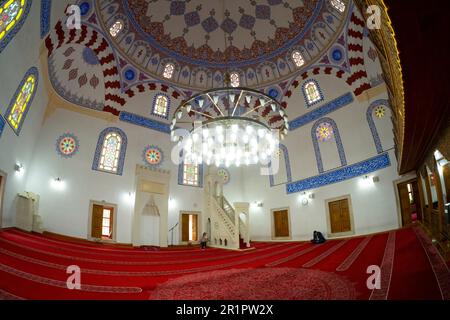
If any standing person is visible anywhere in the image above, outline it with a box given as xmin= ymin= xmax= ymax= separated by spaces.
xmin=200 ymin=232 xmax=208 ymax=249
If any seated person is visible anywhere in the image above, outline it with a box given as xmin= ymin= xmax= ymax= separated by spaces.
xmin=311 ymin=231 xmax=326 ymax=244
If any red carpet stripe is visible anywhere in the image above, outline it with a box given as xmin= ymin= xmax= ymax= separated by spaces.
xmin=0 ymin=264 xmax=142 ymax=293
xmin=0 ymin=289 xmax=24 ymax=300
xmin=414 ymin=227 xmax=450 ymax=300
xmin=369 ymin=231 xmax=396 ymax=300
xmin=336 ymin=236 xmax=372 ymax=272
xmin=302 ymin=240 xmax=349 ymax=268
xmin=265 ymin=242 xmax=325 ymax=267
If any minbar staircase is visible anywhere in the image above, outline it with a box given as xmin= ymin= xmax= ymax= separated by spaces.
xmin=205 ymin=171 xmax=250 ymax=250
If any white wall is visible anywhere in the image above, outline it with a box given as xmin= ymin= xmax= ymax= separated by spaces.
xmin=0 ymin=0 xmax=50 ymax=227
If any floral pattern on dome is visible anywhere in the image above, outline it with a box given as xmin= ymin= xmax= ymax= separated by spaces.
xmin=143 ymin=145 xmax=164 ymax=168
xmin=56 ymin=133 xmax=80 ymax=158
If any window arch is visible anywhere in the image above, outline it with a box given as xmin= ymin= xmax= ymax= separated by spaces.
xmin=366 ymin=99 xmax=391 ymax=154
xmin=92 ymin=127 xmax=127 ymax=175
xmin=109 ymin=20 xmax=123 ymax=37
xmin=312 ymin=118 xmax=346 ymax=173
xmin=0 ymin=0 xmax=31 ymax=53
xmin=269 ymin=144 xmax=292 ymax=187
xmin=152 ymin=94 xmax=170 ymax=118
xmin=230 ymin=72 xmax=240 ymax=87
xmin=163 ymin=63 xmax=175 ymax=79
xmin=302 ymin=80 xmax=324 ymax=107
xmin=292 ymin=50 xmax=305 ymax=68
xmin=330 ymin=0 xmax=346 ymax=13
xmin=4 ymin=66 xmax=38 ymax=135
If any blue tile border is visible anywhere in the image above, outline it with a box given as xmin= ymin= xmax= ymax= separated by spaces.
xmin=0 ymin=115 xmax=5 ymax=139
xmin=0 ymin=0 xmax=32 ymax=53
xmin=367 ymin=99 xmax=390 ymax=154
xmin=311 ymin=117 xmax=347 ymax=173
xmin=40 ymin=0 xmax=52 ymax=39
xmin=92 ymin=127 xmax=127 ymax=176
xmin=289 ymin=92 xmax=354 ymax=130
xmin=286 ymin=153 xmax=391 ymax=194
xmin=119 ymin=111 xmax=171 ymax=134
xmin=4 ymin=66 xmax=39 ymax=136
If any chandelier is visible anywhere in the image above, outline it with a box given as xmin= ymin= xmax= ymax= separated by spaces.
xmin=169 ymin=3 xmax=288 ymax=168
xmin=170 ymin=84 xmax=289 ymax=168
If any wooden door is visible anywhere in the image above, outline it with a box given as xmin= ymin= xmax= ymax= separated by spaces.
xmin=91 ymin=204 xmax=104 ymax=238
xmin=329 ymin=199 xmax=351 ymax=234
xmin=273 ymin=210 xmax=289 ymax=237
xmin=398 ymin=183 xmax=412 ymax=226
xmin=181 ymin=214 xmax=190 ymax=242
xmin=443 ymin=164 xmax=450 ymax=203
xmin=192 ymin=214 xmax=198 ymax=241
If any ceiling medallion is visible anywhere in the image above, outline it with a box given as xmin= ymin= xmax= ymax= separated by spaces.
xmin=170 ymin=84 xmax=289 ymax=168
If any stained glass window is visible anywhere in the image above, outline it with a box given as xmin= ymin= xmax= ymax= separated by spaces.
xmin=183 ymin=163 xmax=199 ymax=186
xmin=109 ymin=20 xmax=123 ymax=37
xmin=0 ymin=0 xmax=25 ymax=42
xmin=292 ymin=50 xmax=305 ymax=67
xmin=315 ymin=122 xmax=334 ymax=142
xmin=330 ymin=0 xmax=346 ymax=13
xmin=230 ymin=72 xmax=240 ymax=87
xmin=303 ymin=80 xmax=322 ymax=106
xmin=6 ymin=73 xmax=36 ymax=134
xmin=98 ymin=132 xmax=122 ymax=173
xmin=153 ymin=94 xmax=168 ymax=117
xmin=163 ymin=63 xmax=175 ymax=79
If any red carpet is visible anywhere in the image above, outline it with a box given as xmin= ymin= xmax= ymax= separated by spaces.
xmin=0 ymin=227 xmax=449 ymax=300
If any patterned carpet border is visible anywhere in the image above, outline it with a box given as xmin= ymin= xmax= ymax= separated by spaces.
xmin=303 ymin=240 xmax=349 ymax=268
xmin=336 ymin=236 xmax=372 ymax=272
xmin=369 ymin=231 xmax=395 ymax=300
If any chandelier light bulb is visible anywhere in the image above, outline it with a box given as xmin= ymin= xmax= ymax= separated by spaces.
xmin=271 ymin=103 xmax=277 ymax=112
xmin=177 ymin=110 xmax=182 ymax=119
xmin=186 ymin=104 xmax=192 ymax=113
xmin=198 ymin=98 xmax=204 ymax=108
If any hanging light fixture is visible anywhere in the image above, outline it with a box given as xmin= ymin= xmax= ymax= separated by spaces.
xmin=169 ymin=5 xmax=289 ymax=168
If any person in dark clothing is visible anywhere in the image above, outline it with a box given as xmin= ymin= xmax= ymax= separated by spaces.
xmin=200 ymin=232 xmax=208 ymax=249
xmin=311 ymin=231 xmax=326 ymax=244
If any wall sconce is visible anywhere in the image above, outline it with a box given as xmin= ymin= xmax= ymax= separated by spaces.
xmin=14 ymin=163 xmax=24 ymax=173
xmin=252 ymin=201 xmax=263 ymax=208
xmin=51 ymin=177 xmax=65 ymax=191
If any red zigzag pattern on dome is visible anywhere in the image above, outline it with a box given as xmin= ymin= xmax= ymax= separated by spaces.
xmin=45 ymin=20 xmax=125 ymax=116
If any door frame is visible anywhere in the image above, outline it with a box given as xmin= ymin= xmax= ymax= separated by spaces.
xmin=271 ymin=207 xmax=292 ymax=240
xmin=325 ymin=195 xmax=355 ymax=238
xmin=0 ymin=169 xmax=6 ymax=229
xmin=393 ymin=173 xmax=418 ymax=228
xmin=179 ymin=211 xmax=201 ymax=244
xmin=87 ymin=200 xmax=118 ymax=243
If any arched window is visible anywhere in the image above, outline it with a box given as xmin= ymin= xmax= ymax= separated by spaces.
xmin=292 ymin=50 xmax=305 ymax=67
xmin=0 ymin=0 xmax=31 ymax=53
xmin=312 ymin=118 xmax=346 ymax=173
xmin=269 ymin=144 xmax=292 ymax=187
xmin=366 ymin=100 xmax=393 ymax=154
xmin=302 ymin=80 xmax=323 ymax=107
xmin=330 ymin=0 xmax=346 ymax=13
xmin=178 ymin=158 xmax=203 ymax=187
xmin=109 ymin=20 xmax=123 ymax=37
xmin=230 ymin=72 xmax=240 ymax=87
xmin=163 ymin=63 xmax=175 ymax=79
xmin=4 ymin=67 xmax=38 ymax=135
xmin=152 ymin=94 xmax=169 ymax=118
xmin=93 ymin=127 xmax=127 ymax=175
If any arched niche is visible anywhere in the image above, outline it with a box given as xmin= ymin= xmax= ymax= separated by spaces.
xmin=366 ymin=100 xmax=394 ymax=154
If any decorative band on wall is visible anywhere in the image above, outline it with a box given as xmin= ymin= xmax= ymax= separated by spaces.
xmin=0 ymin=115 xmax=5 ymax=139
xmin=40 ymin=0 xmax=52 ymax=39
xmin=119 ymin=111 xmax=171 ymax=134
xmin=286 ymin=153 xmax=391 ymax=194
xmin=289 ymin=92 xmax=354 ymax=131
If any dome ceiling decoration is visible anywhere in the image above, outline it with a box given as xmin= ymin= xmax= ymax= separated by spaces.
xmin=96 ymin=0 xmax=348 ymax=90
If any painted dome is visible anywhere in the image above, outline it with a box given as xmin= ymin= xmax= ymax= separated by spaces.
xmin=96 ymin=0 xmax=348 ymax=90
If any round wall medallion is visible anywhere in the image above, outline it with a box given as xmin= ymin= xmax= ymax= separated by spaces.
xmin=56 ymin=133 xmax=80 ymax=158
xmin=217 ymin=168 xmax=230 ymax=184
xmin=143 ymin=145 xmax=164 ymax=167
